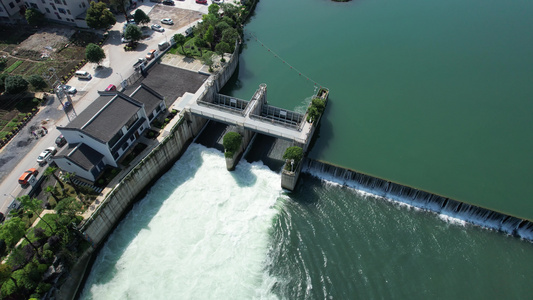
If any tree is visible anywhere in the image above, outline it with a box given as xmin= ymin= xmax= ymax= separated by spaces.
xmin=222 ymin=131 xmax=242 ymax=158
xmin=283 ymin=146 xmax=304 ymax=162
xmin=110 ymin=0 xmax=129 ymax=19
xmin=0 ymin=218 xmax=38 ymax=253
xmin=173 ymin=33 xmax=187 ymax=55
xmin=26 ymin=74 xmax=47 ymax=91
xmin=44 ymin=167 xmax=64 ymax=190
xmin=63 ymin=172 xmax=81 ymax=196
xmin=85 ymin=43 xmax=106 ymax=66
xmin=194 ymin=37 xmax=206 ymax=57
xmin=215 ymin=41 xmax=231 ymax=58
xmin=55 ymin=197 xmax=82 ymax=218
xmin=221 ymin=28 xmax=239 ymax=46
xmin=86 ymin=2 xmax=116 ymax=30
xmin=208 ymin=4 xmax=220 ymax=17
xmin=0 ymin=264 xmax=19 ymax=297
xmin=18 ymin=196 xmax=54 ymax=233
xmin=133 ymin=9 xmax=150 ymax=25
xmin=4 ymin=75 xmax=28 ymax=94
xmin=124 ymin=24 xmax=142 ymax=43
xmin=25 ymin=8 xmax=44 ymax=25
xmin=0 ymin=73 xmax=8 ymax=92
xmin=204 ymin=25 xmax=215 ymax=49
xmin=44 ymin=186 xmax=59 ymax=203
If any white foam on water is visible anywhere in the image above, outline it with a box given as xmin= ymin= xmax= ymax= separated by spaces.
xmin=80 ymin=144 xmax=283 ymax=300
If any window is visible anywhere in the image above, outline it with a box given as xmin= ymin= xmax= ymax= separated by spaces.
xmin=58 ymin=7 xmax=65 ymax=14
xmin=56 ymin=13 xmax=61 ymax=19
xmin=15 ymin=0 xmax=21 ymax=3
xmin=30 ymin=3 xmax=38 ymax=8
xmin=0 ymin=7 xmax=4 ymax=12
xmin=125 ymin=113 xmax=138 ymax=130
xmin=121 ymin=141 xmax=129 ymax=151
xmin=8 ymin=2 xmax=15 ymax=9
xmin=79 ymin=134 xmax=84 ymax=138
xmin=62 ymin=0 xmax=65 ymax=4
xmin=67 ymin=9 xmax=70 ymax=14
xmin=109 ymin=130 xmax=124 ymax=148
xmin=50 ymin=3 xmax=55 ymax=10
xmin=148 ymin=112 xmax=154 ymax=120
xmin=45 ymin=7 xmax=50 ymax=12
xmin=41 ymin=0 xmax=44 ymax=3
xmin=53 ymin=0 xmax=60 ymax=4
xmin=129 ymin=135 xmax=135 ymax=142
xmin=81 ymin=2 xmax=85 ymax=7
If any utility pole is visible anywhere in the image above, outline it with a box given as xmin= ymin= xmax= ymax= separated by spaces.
xmin=42 ymin=68 xmax=77 ymax=122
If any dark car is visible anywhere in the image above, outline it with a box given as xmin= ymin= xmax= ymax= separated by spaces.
xmin=162 ymin=0 xmax=174 ymax=5
xmin=196 ymin=0 xmax=207 ymax=3
xmin=55 ymin=135 xmax=67 ymax=147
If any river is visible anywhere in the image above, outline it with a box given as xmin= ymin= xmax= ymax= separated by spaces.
xmin=80 ymin=0 xmax=533 ymax=297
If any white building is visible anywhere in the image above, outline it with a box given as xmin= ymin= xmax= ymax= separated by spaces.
xmin=54 ymin=84 xmax=166 ymax=182
xmin=0 ymin=0 xmax=91 ymax=27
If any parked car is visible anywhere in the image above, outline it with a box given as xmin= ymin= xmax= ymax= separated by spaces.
xmin=196 ymin=0 xmax=207 ymax=4
xmin=121 ymin=37 xmax=131 ymax=43
xmin=151 ymin=24 xmax=165 ymax=32
xmin=55 ymin=135 xmax=67 ymax=147
xmin=212 ymin=0 xmax=223 ymax=3
xmin=105 ymin=84 xmax=117 ymax=92
xmin=162 ymin=0 xmax=174 ymax=5
xmin=37 ymin=147 xmax=56 ymax=165
xmin=62 ymin=85 xmax=77 ymax=94
xmin=146 ymin=49 xmax=157 ymax=60
xmin=161 ymin=18 xmax=174 ymax=25
xmin=19 ymin=168 xmax=38 ymax=185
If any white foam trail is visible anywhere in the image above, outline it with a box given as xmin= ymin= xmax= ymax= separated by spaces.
xmin=81 ymin=144 xmax=282 ymax=300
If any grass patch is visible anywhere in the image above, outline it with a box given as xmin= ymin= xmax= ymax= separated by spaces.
xmin=5 ymin=60 xmax=22 ymax=73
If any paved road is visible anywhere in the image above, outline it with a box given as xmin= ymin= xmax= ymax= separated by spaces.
xmin=0 ymin=1 xmax=209 ymax=214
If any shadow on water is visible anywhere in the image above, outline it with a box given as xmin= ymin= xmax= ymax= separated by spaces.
xmin=307 ymin=97 xmax=335 ymax=159
xmin=286 ymin=173 xmax=322 ymax=205
xmin=194 ymin=120 xmax=227 ymax=152
xmin=245 ymin=134 xmax=289 ymax=173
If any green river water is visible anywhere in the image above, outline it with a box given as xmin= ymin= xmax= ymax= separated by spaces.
xmin=223 ymin=0 xmax=533 ymax=220
xmin=80 ymin=0 xmax=533 ymax=298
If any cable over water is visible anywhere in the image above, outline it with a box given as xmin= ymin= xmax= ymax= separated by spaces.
xmin=244 ymin=29 xmax=324 ymax=90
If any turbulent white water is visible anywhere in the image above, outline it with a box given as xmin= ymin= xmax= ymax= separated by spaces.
xmin=80 ymin=144 xmax=284 ymax=300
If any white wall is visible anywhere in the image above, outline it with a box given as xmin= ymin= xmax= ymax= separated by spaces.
xmin=54 ymin=156 xmax=95 ymax=182
xmin=59 ymin=129 xmax=117 ymax=167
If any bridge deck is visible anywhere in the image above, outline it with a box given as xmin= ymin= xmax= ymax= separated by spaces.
xmin=177 ymin=87 xmax=312 ymax=144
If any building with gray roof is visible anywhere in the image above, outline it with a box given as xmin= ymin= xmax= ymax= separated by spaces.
xmin=54 ymin=84 xmax=165 ymax=182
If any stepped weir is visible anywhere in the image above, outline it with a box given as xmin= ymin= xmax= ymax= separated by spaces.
xmin=303 ymin=160 xmax=533 ymax=242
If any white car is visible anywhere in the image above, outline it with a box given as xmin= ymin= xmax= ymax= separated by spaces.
xmin=62 ymin=85 xmax=77 ymax=94
xmin=37 ymin=147 xmax=57 ymax=165
xmin=151 ymin=24 xmax=165 ymax=32
xmin=213 ymin=0 xmax=223 ymax=3
xmin=161 ymin=18 xmax=174 ymax=25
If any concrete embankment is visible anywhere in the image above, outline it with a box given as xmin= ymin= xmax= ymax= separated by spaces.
xmin=58 ymin=42 xmax=241 ymax=300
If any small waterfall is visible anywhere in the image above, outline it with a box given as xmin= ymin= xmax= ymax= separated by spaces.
xmin=302 ymin=159 xmax=533 ymax=242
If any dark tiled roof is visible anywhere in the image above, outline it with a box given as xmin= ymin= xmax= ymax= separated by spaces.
xmin=56 ymin=143 xmax=104 ymax=171
xmin=123 ymin=64 xmax=208 ymax=108
xmin=128 ymin=84 xmax=164 ymax=114
xmin=62 ymin=93 xmax=142 ymax=143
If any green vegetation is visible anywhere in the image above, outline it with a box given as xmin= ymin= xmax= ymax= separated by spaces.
xmin=5 ymin=61 xmax=22 ymax=73
xmin=0 ymin=193 xmax=88 ymax=299
xmin=133 ymin=9 xmax=150 ymax=26
xmin=283 ymin=146 xmax=304 ymax=163
xmin=25 ymin=8 xmax=44 ymax=25
xmin=306 ymin=97 xmax=326 ymax=123
xmin=124 ymin=24 xmax=142 ymax=43
xmin=5 ymin=75 xmax=29 ymax=94
xmin=223 ymin=131 xmax=242 ymax=158
xmin=86 ymin=2 xmax=116 ymax=30
xmin=85 ymin=43 xmax=106 ymax=66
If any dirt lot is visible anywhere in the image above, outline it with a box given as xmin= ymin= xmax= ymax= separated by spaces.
xmin=147 ymin=5 xmax=203 ymax=30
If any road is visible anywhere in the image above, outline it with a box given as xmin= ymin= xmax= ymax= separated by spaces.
xmin=0 ymin=1 xmax=209 ymax=214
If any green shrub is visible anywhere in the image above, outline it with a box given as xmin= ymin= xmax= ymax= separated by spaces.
xmin=283 ymin=146 xmax=303 ymax=162
xmin=223 ymin=131 xmax=241 ymax=158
